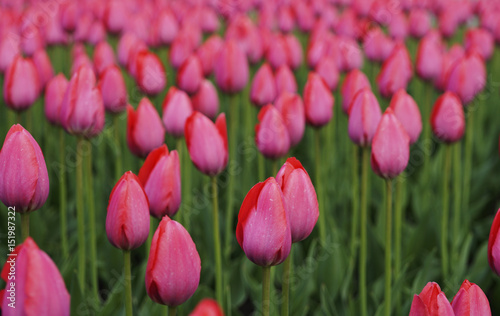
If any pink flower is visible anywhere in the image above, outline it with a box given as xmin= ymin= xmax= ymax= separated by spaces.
xmin=214 ymin=40 xmax=249 ymax=94
xmin=177 ymin=54 xmax=203 ymax=95
xmin=341 ymin=69 xmax=371 ymax=114
xmin=3 ymin=55 xmax=40 ymax=112
xmin=162 ymin=87 xmax=194 ymax=138
xmin=451 ymin=280 xmax=491 ymax=316
xmin=348 ymin=88 xmax=382 ymax=147
xmin=135 ymin=50 xmax=166 ymax=96
xmin=409 ymin=282 xmax=455 ymax=316
xmin=191 ymin=80 xmax=219 ymax=120
xmin=255 ymin=105 xmax=291 ymax=159
xmin=127 ymin=98 xmax=165 ymax=158
xmin=250 ymin=63 xmax=277 ymax=107
xmin=389 ymin=89 xmax=422 ymax=145
xmin=303 ymin=72 xmax=334 ymax=127
xmin=275 ymin=92 xmax=305 ymax=146
xmin=98 ymin=65 xmax=127 ymax=113
xmin=45 ymin=74 xmax=69 ymax=126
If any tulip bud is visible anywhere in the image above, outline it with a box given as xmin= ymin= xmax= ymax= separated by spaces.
xmin=45 ymin=74 xmax=69 ymax=126
xmin=341 ymin=69 xmax=371 ymax=114
xmin=409 ymin=9 xmax=431 ymax=38
xmin=4 ymin=55 xmax=40 ymax=111
xmin=190 ymin=298 xmax=224 ymax=316
xmin=377 ymin=43 xmax=412 ymax=98
xmin=177 ymin=54 xmax=203 ymax=95
xmin=276 ymin=158 xmax=318 ymax=242
xmin=416 ymin=31 xmax=445 ymax=82
xmin=103 ymin=0 xmax=127 ymax=33
xmin=250 ymin=63 xmax=277 ymax=107
xmin=170 ymin=36 xmax=195 ymax=70
xmin=135 ymin=50 xmax=166 ymax=96
xmin=315 ymin=56 xmax=339 ymax=91
xmin=0 ymin=238 xmax=70 ymax=315
xmin=284 ymin=34 xmax=303 ymax=70
xmin=236 ymin=177 xmax=291 ymax=266
xmin=139 ymin=145 xmax=181 ymax=219
xmin=98 ymin=65 xmax=128 ymax=114
xmin=185 ymin=112 xmax=228 ymax=176
xmin=117 ymin=33 xmax=143 ymax=67
xmin=465 ymin=28 xmax=494 ymax=61
xmin=93 ymin=41 xmax=116 ymax=75
xmin=303 ymin=72 xmax=334 ymax=128
xmin=106 ymin=171 xmax=150 ymax=250
xmin=371 ymin=108 xmax=410 ymax=179
xmin=363 ymin=28 xmax=395 ymax=63
xmin=32 ymin=49 xmax=54 ymax=91
xmin=389 ymin=89 xmax=422 ymax=145
xmin=430 ymin=92 xmax=465 ymax=143
xmin=0 ymin=125 xmax=49 ymax=213
xmin=348 ymin=88 xmax=382 ymax=147
xmin=146 ymin=216 xmax=201 ymax=306
xmin=0 ymin=34 xmax=20 ymax=74
xmin=409 ymin=282 xmax=454 ymax=316
xmin=127 ymin=98 xmax=165 ymax=158
xmin=275 ymin=65 xmax=297 ymax=96
xmin=191 ymin=79 xmax=219 ymax=119
xmin=255 ymin=105 xmax=291 ymax=159
xmin=275 ymin=92 xmax=305 ymax=146
xmin=214 ymin=40 xmax=249 ymax=94
xmin=488 ymin=209 xmax=500 ymax=276
xmin=435 ymin=44 xmax=464 ymax=91
xmin=451 ymin=280 xmax=491 ymax=316
xmin=445 ymin=52 xmax=486 ymax=105
xmin=388 ymin=13 xmax=408 ymax=41
xmin=197 ymin=35 xmax=223 ymax=77
xmin=155 ymin=9 xmax=179 ymax=45
xmin=336 ymin=36 xmax=364 ymax=72
xmin=162 ymin=87 xmax=194 ymax=138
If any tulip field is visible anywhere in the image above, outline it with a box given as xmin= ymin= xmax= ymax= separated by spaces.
xmin=3 ymin=0 xmax=500 ymax=315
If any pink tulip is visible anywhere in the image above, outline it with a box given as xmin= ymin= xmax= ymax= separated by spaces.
xmin=388 ymin=13 xmax=409 ymax=41
xmin=276 ymin=157 xmax=318 ymax=243
xmin=106 ymin=171 xmax=150 ymax=250
xmin=185 ymin=112 xmax=228 ymax=176
xmin=70 ymin=53 xmax=94 ymax=77
xmin=196 ymin=35 xmax=224 ymax=77
xmin=103 ymin=0 xmax=127 ymax=33
xmin=451 ymin=280 xmax=491 ymax=316
xmin=117 ymin=33 xmax=144 ymax=67
xmin=162 ymin=87 xmax=194 ymax=138
xmin=93 ymin=41 xmax=116 ymax=76
xmin=341 ymin=69 xmax=371 ymax=114
xmin=250 ymin=63 xmax=277 ymax=107
xmin=135 ymin=50 xmax=166 ymax=96
xmin=363 ymin=28 xmax=395 ymax=63
xmin=214 ymin=40 xmax=249 ymax=94
xmin=409 ymin=9 xmax=432 ymax=38
xmin=170 ymin=36 xmax=196 ymax=70
xmin=435 ymin=44 xmax=465 ymax=91
xmin=190 ymin=298 xmax=224 ymax=316
xmin=416 ymin=31 xmax=445 ymax=82
xmin=146 ymin=216 xmax=201 ymax=306
xmin=255 ymin=105 xmax=291 ymax=159
xmin=98 ymin=65 xmax=127 ymax=114
xmin=336 ymin=36 xmax=364 ymax=72
xmin=127 ymin=98 xmax=165 ymax=158
xmin=430 ymin=92 xmax=465 ymax=143
xmin=225 ymin=15 xmax=264 ymax=64
xmin=45 ymin=74 xmax=69 ymax=126
xmin=445 ymin=52 xmax=486 ymax=105
xmin=488 ymin=209 xmax=500 ymax=276
xmin=303 ymin=72 xmax=334 ymax=127
xmin=275 ymin=65 xmax=298 ymax=96
xmin=315 ymin=56 xmax=339 ymax=91
xmin=236 ymin=177 xmax=291 ymax=266
xmin=335 ymin=9 xmax=360 ymax=39
xmin=87 ymin=21 xmax=106 ymax=45
xmin=371 ymin=108 xmax=410 ymax=179
xmin=177 ymin=54 xmax=203 ymax=95
xmin=0 ymin=125 xmax=49 ymax=213
xmin=292 ymin=0 xmax=314 ymax=31
xmin=32 ymin=49 xmax=54 ymax=91
xmin=465 ymin=28 xmax=494 ymax=61
xmin=284 ymin=34 xmax=303 ymax=70
xmin=154 ymin=9 xmax=179 ymax=45
xmin=278 ymin=6 xmax=295 ymax=33
xmin=409 ymin=282 xmax=455 ymax=316
xmin=377 ymin=43 xmax=412 ymax=98
xmin=191 ymin=79 xmax=219 ymax=119
xmin=439 ymin=8 xmax=461 ymax=39
xmin=0 ymin=33 xmax=20 ymax=73
xmin=275 ymin=92 xmax=305 ymax=146
xmin=348 ymin=88 xmax=382 ymax=147
xmin=266 ymin=34 xmax=288 ymax=70
xmin=389 ymin=89 xmax=422 ymax=145
xmin=3 ymin=55 xmax=40 ymax=112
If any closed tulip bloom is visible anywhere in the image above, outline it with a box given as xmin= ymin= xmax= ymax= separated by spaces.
xmin=465 ymin=28 xmax=494 ymax=60
xmin=103 ymin=0 xmax=127 ymax=33
xmin=489 ymin=209 xmax=500 ymax=275
xmin=275 ymin=92 xmax=305 ymax=146
xmin=278 ymin=6 xmax=294 ymax=33
xmin=214 ymin=40 xmax=249 ymax=94
xmin=185 ymin=112 xmax=228 ymax=176
xmin=451 ymin=280 xmax=491 ymax=316
xmin=117 ymin=33 xmax=142 ymax=67
xmin=127 ymin=99 xmax=165 ymax=158
xmin=197 ymin=35 xmax=223 ymax=76
xmin=0 ymin=34 xmax=20 ymax=73
xmin=416 ymin=31 xmax=444 ymax=82
xmin=363 ymin=28 xmax=395 ymax=63
xmin=389 ymin=89 xmax=422 ymax=144
xmin=170 ymin=36 xmax=195 ymax=70
xmin=139 ymin=145 xmax=181 ymax=219
xmin=255 ymin=105 xmax=291 ymax=159
xmin=409 ymin=282 xmax=455 ymax=316
xmin=435 ymin=44 xmax=465 ymax=91
xmin=136 ymin=50 xmax=166 ymax=96
xmin=146 ymin=216 xmax=201 ymax=306
xmin=155 ymin=9 xmax=179 ymax=45
xmin=445 ymin=52 xmax=486 ymax=105
xmin=98 ymin=65 xmax=127 ymax=114
xmin=45 ymin=74 xmax=69 ymax=126
xmin=275 ymin=65 xmax=297 ymax=96
xmin=60 ymin=66 xmax=104 ymax=138
xmin=348 ymin=88 xmax=382 ymax=147
xmin=250 ymin=63 xmax=277 ymax=107
xmin=284 ymin=34 xmax=303 ymax=70
xmin=177 ymin=54 xmax=203 ymax=95
xmin=430 ymin=92 xmax=465 ymax=143
xmin=106 ymin=171 xmax=150 ymax=250
xmin=4 ymin=55 xmax=40 ymax=112
xmin=377 ymin=43 xmax=412 ymax=98
xmin=371 ymin=108 xmax=410 ymax=179
xmin=439 ymin=8 xmax=460 ymax=39
xmin=315 ymin=56 xmax=339 ymax=91
xmin=0 ymin=125 xmax=49 ymax=213
xmin=341 ymin=69 xmax=371 ymax=114
xmin=32 ymin=49 xmax=54 ymax=91
xmin=191 ymin=80 xmax=219 ymax=119
xmin=336 ymin=36 xmax=364 ymax=72
xmin=303 ymin=72 xmax=334 ymax=127
xmin=409 ymin=9 xmax=432 ymax=38
xmin=0 ymin=238 xmax=70 ymax=315
xmin=162 ymin=87 xmax=194 ymax=138
xmin=267 ymin=35 xmax=288 ymax=70
xmin=276 ymin=157 xmax=318 ymax=243
xmin=93 ymin=41 xmax=116 ymax=75
xmin=190 ymin=298 xmax=224 ymax=316
xmin=388 ymin=13 xmax=409 ymax=41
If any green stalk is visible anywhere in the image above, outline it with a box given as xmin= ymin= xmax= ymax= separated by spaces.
xmin=272 ymin=159 xmax=279 ymax=177
xmin=123 ymin=250 xmax=133 ymax=316
xmin=394 ymin=174 xmax=404 ymax=314
xmin=76 ymin=137 xmax=86 ymax=294
xmin=462 ymin=108 xmax=474 ymax=220
xmin=422 ymin=82 xmax=432 ymax=194
xmin=59 ymin=129 xmax=69 ymax=259
xmin=384 ymin=179 xmax=393 ymax=316
xmin=359 ymin=147 xmax=369 ymax=316
xmin=225 ymin=93 xmax=239 ymax=255
xmin=349 ymin=145 xmax=359 ymax=265
xmin=168 ymin=306 xmax=177 ymax=316
xmin=21 ymin=213 xmax=29 ymax=241
xmin=281 ymin=249 xmax=292 ymax=316
xmin=262 ymin=266 xmax=271 ymax=316
xmin=453 ymin=142 xmax=462 ymax=262
xmin=258 ymin=153 xmax=265 ymax=181
xmin=314 ymin=129 xmax=326 ymax=245
xmin=113 ymin=115 xmax=123 ymax=180
xmin=441 ymin=145 xmax=452 ymax=279
xmin=85 ymin=141 xmax=99 ymax=301
xmin=184 ymin=141 xmax=192 ymax=231
xmin=212 ymin=176 xmax=223 ymax=306
xmin=146 ymin=217 xmax=155 ymax=255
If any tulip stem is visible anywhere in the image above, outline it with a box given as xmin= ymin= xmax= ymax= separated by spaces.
xmin=76 ymin=137 xmax=86 ymax=294
xmin=384 ymin=178 xmax=393 ymax=316
xmin=281 ymin=249 xmax=292 ymax=316
xmin=212 ymin=176 xmax=223 ymax=307
xmin=59 ymin=129 xmax=69 ymax=259
xmin=272 ymin=159 xmax=278 ymax=176
xmin=146 ymin=217 xmax=155 ymax=255
xmin=258 ymin=153 xmax=265 ymax=181
xmin=462 ymin=108 xmax=474 ymax=223
xmin=422 ymin=82 xmax=432 ymax=212
xmin=168 ymin=306 xmax=177 ymax=316
xmin=441 ymin=145 xmax=452 ymax=279
xmin=123 ymin=250 xmax=133 ymax=316
xmin=113 ymin=115 xmax=123 ymax=180
xmin=314 ymin=129 xmax=326 ymax=245
xmin=452 ymin=142 xmax=462 ymax=263
xmin=21 ymin=213 xmax=29 ymax=241
xmin=360 ymin=147 xmax=369 ymax=316
xmin=262 ymin=266 xmax=271 ymax=316
xmin=225 ymin=93 xmax=239 ymax=256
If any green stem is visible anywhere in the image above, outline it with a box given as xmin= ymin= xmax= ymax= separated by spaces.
xmin=394 ymin=174 xmax=404 ymax=314
xmin=350 ymin=145 xmax=360 ymax=265
xmin=85 ymin=141 xmax=99 ymax=301
xmin=281 ymin=249 xmax=292 ymax=316
xmin=314 ymin=129 xmax=326 ymax=245
xmin=113 ymin=115 xmax=123 ymax=180
xmin=16 ymin=111 xmax=21 ymax=124
xmin=384 ymin=179 xmax=393 ymax=316
xmin=360 ymin=147 xmax=369 ymax=316
xmin=441 ymin=145 xmax=452 ymax=279
xmin=453 ymin=142 xmax=462 ymax=263
xmin=21 ymin=213 xmax=29 ymax=241
xmin=422 ymin=82 xmax=432 ymax=193
xmin=146 ymin=217 xmax=155 ymax=255
xmin=212 ymin=176 xmax=223 ymax=306
xmin=272 ymin=159 xmax=279 ymax=176
xmin=123 ymin=250 xmax=133 ymax=316
xmin=59 ymin=129 xmax=69 ymax=259
xmin=462 ymin=108 xmax=474 ymax=221
xmin=168 ymin=306 xmax=177 ymax=316
xmin=76 ymin=137 xmax=86 ymax=294
xmin=225 ymin=93 xmax=239 ymax=256
xmin=258 ymin=153 xmax=265 ymax=181
xmin=262 ymin=266 xmax=271 ymax=316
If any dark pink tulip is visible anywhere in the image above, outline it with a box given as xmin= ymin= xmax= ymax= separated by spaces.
xmin=106 ymin=171 xmax=150 ymax=250
xmin=341 ymin=69 xmax=371 ymax=114
xmin=73 ymin=12 xmax=92 ymax=42
xmin=214 ymin=40 xmax=249 ymax=94
xmin=139 ymin=145 xmax=181 ymax=219
xmin=0 ymin=125 xmax=49 ymax=213
xmin=250 ymin=63 xmax=277 ymax=107
xmin=315 ymin=56 xmax=339 ymax=91
xmin=266 ymin=34 xmax=288 ymax=70
xmin=162 ymin=87 xmax=194 ymax=138
xmin=284 ymin=34 xmax=303 ymax=70
xmin=275 ymin=65 xmax=298 ymax=96
xmin=45 ymin=74 xmax=68 ymax=126
xmin=0 ymin=33 xmax=20 ymax=73
xmin=389 ymin=89 xmax=422 ymax=145
xmin=44 ymin=14 xmax=68 ymax=45
xmin=439 ymin=8 xmax=460 ymax=38
xmin=275 ymin=92 xmax=305 ymax=146
xmin=19 ymin=14 xmax=44 ymax=57
xmin=409 ymin=9 xmax=432 ymax=38
xmin=292 ymin=0 xmax=314 ymax=32
xmin=146 ymin=216 xmax=201 ymax=307
xmin=255 ymin=105 xmax=291 ymax=159
xmin=435 ymin=44 xmax=465 ymax=91
xmin=185 ymin=112 xmax=228 ymax=176
xmin=276 ymin=157 xmax=318 ymax=243
xmin=388 ymin=13 xmax=409 ymax=41
xmin=303 ymin=72 xmax=334 ymax=127
xmin=191 ymin=79 xmax=219 ymax=119
xmin=430 ymin=92 xmax=465 ymax=143
xmin=225 ymin=15 xmax=264 ymax=64
xmin=200 ymin=7 xmax=220 ymax=33
xmin=306 ymin=35 xmax=331 ymax=69
xmin=154 ymin=9 xmax=179 ymax=45
xmin=177 ymin=22 xmax=202 ymax=50
xmin=348 ymin=88 xmax=382 ymax=147
xmin=127 ymin=98 xmax=165 ymax=158
xmin=87 ymin=21 xmax=106 ymax=45
xmin=377 ymin=43 xmax=412 ymax=98
xmin=3 ymin=55 xmax=39 ymax=112
xmin=60 ymin=1 xmax=78 ymax=32
xmin=353 ymin=0 xmax=374 ymax=17
xmin=0 ymin=238 xmax=70 ymax=315
xmin=170 ymin=36 xmax=195 ymax=70
xmin=32 ymin=49 xmax=54 ymax=91
xmin=409 ymin=282 xmax=454 ymax=316
xmin=445 ymin=52 xmax=486 ymax=105
xmin=488 ymin=209 xmax=500 ymax=276
xmin=98 ymin=65 xmax=127 ymax=114
xmin=103 ymin=0 xmax=127 ymax=33
xmin=236 ymin=177 xmax=291 ymax=266
xmin=93 ymin=41 xmax=116 ymax=76
xmin=371 ymin=108 xmax=410 ymax=179
xmin=335 ymin=9 xmax=361 ymax=39
xmin=70 ymin=53 xmax=93 ymax=77
xmin=416 ymin=31 xmax=445 ymax=82
xmin=190 ymin=298 xmax=224 ymax=316
xmin=177 ymin=54 xmax=203 ymax=95
xmin=135 ymin=50 xmax=166 ymax=96
xmin=363 ymin=28 xmax=396 ymax=63
xmin=465 ymin=28 xmax=494 ymax=61
xmin=336 ymin=36 xmax=364 ymax=72
xmin=60 ymin=66 xmax=104 ymax=138
xmin=278 ymin=6 xmax=295 ymax=33
xmin=451 ymin=280 xmax=491 ymax=316
xmin=117 ymin=33 xmax=144 ymax=67
xmin=196 ymin=35 xmax=223 ymax=76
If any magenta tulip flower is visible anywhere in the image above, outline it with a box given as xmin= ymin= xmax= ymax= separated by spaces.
xmin=135 ymin=50 xmax=166 ymax=96
xmin=363 ymin=27 xmax=395 ymax=63
xmin=4 ymin=55 xmax=40 ymax=112
xmin=196 ymin=35 xmax=223 ymax=77
xmin=377 ymin=43 xmax=412 ymax=98
xmin=409 ymin=9 xmax=431 ymax=38
xmin=275 ymin=92 xmax=305 ymax=146
xmin=341 ymin=69 xmax=371 ymax=114
xmin=45 ymin=74 xmax=69 ymax=126
xmin=98 ymin=65 xmax=127 ymax=114
xmin=435 ymin=44 xmax=465 ymax=91
xmin=191 ymin=79 xmax=219 ymax=120
xmin=303 ymin=72 xmax=334 ymax=128
xmin=0 ymin=34 xmax=20 ymax=73
xmin=32 ymin=49 xmax=54 ymax=91
xmin=190 ymin=298 xmax=224 ymax=316
xmin=430 ymin=92 xmax=465 ymax=143
xmin=127 ymin=98 xmax=165 ymax=158
xmin=315 ymin=56 xmax=339 ymax=91
xmin=348 ymin=88 xmax=382 ymax=147
xmin=255 ymin=104 xmax=291 ymax=159
xmin=465 ymin=28 xmax=494 ymax=61
xmin=250 ymin=63 xmax=277 ymax=107
xmin=214 ymin=40 xmax=249 ymax=94
xmin=177 ymin=54 xmax=203 ymax=95
xmin=451 ymin=280 xmax=491 ymax=316
xmin=389 ymin=89 xmax=422 ymax=145
xmin=154 ymin=9 xmax=179 ymax=45
xmin=93 ymin=41 xmax=116 ymax=76
xmin=488 ymin=209 xmax=500 ymax=276
xmin=162 ymin=87 xmax=194 ymax=138
xmin=275 ymin=65 xmax=298 ymax=96
xmin=409 ymin=282 xmax=454 ymax=316
xmin=445 ymin=52 xmax=486 ymax=105
xmin=416 ymin=31 xmax=445 ymax=82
